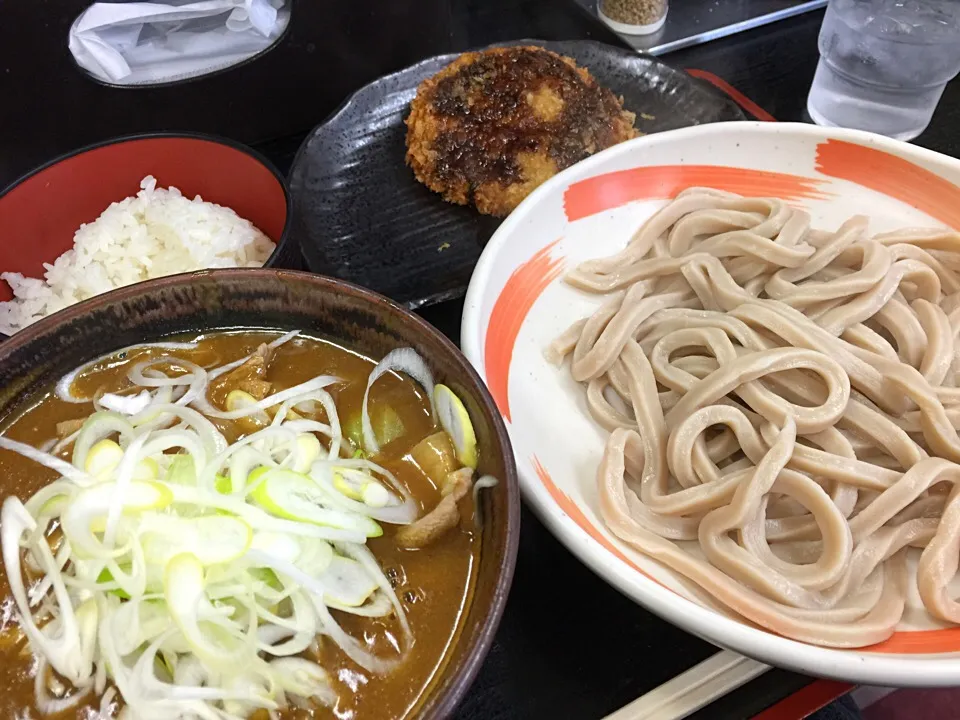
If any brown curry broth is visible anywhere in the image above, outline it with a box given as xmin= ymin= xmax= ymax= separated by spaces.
xmin=0 ymin=331 xmax=479 ymax=719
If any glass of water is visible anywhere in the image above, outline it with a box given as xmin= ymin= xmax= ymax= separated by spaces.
xmin=807 ymin=0 xmax=960 ymax=141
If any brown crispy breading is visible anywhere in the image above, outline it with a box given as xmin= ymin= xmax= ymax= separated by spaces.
xmin=405 ymin=46 xmax=638 ymax=217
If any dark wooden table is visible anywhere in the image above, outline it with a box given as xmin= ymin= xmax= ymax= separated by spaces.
xmin=3 ymin=2 xmax=959 ymax=718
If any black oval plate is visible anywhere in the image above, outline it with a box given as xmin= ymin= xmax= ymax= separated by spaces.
xmin=289 ymin=39 xmax=747 ymax=309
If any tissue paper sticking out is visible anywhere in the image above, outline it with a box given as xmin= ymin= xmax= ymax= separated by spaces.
xmin=68 ymin=0 xmax=290 ymax=85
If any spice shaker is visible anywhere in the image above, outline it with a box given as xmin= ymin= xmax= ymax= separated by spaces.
xmin=599 ymin=0 xmax=668 ymax=35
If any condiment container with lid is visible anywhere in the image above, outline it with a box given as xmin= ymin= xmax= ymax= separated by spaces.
xmin=599 ymin=0 xmax=667 ymax=35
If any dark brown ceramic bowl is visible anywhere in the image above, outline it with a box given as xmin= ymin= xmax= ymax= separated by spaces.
xmin=0 ymin=268 xmax=519 ymax=719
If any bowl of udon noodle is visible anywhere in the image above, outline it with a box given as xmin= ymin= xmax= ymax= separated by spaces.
xmin=462 ymin=120 xmax=960 ymax=686
xmin=0 ymin=269 xmax=519 ymax=718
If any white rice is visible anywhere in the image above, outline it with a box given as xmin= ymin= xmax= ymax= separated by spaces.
xmin=0 ymin=176 xmax=276 ymax=335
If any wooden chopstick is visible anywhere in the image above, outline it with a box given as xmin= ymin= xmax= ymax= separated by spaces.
xmin=602 ymin=650 xmax=770 ymax=720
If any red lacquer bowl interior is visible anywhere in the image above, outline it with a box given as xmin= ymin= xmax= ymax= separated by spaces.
xmin=0 ymin=136 xmax=288 ymax=302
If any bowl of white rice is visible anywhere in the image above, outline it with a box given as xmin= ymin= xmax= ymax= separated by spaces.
xmin=0 ymin=133 xmax=295 ymax=336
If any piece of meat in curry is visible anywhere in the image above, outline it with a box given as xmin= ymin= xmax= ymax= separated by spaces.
xmin=217 ymin=341 xmax=274 ymax=399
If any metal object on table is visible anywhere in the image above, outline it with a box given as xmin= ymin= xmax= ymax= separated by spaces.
xmin=578 ymin=0 xmax=827 ymax=55
xmin=599 ymin=0 xmax=669 ymax=36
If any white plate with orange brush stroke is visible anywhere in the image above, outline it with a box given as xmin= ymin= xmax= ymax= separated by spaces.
xmin=461 ymin=121 xmax=960 ymax=686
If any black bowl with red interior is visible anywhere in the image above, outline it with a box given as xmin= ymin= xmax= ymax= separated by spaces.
xmin=0 ymin=133 xmax=296 ymax=338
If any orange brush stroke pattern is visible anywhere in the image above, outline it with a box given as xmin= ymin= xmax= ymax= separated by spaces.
xmin=564 ymin=165 xmax=829 ymax=222
xmin=685 ymin=69 xmax=778 ymax=123
xmin=532 ymin=456 xmax=960 ymax=654
xmin=483 ymin=242 xmax=564 ymax=422
xmin=816 ymin=139 xmax=960 ymax=230
xmin=867 ymin=627 xmax=960 ymax=655
xmin=531 ymin=456 xmax=663 ymax=588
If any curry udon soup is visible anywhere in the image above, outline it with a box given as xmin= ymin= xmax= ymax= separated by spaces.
xmin=0 ymin=330 xmax=496 ymax=719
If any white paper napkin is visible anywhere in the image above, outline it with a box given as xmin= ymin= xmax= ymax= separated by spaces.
xmin=68 ymin=0 xmax=290 ymax=85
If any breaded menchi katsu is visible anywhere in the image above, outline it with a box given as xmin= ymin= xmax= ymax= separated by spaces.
xmin=405 ymin=46 xmax=638 ymax=217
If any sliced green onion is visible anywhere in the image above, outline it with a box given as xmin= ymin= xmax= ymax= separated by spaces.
xmin=250 ymin=468 xmax=382 ymax=538
xmin=1 ymin=498 xmax=87 ymax=684
xmin=0 ymin=436 xmax=91 ymax=485
xmin=192 ymin=375 xmax=340 ymax=421
xmin=60 ymin=480 xmax=172 ymax=559
xmin=99 ymin=390 xmax=153 ymax=416
xmin=164 ymin=553 xmax=250 ymax=671
xmin=361 ymin=348 xmax=435 ymax=456
xmin=310 ymin=462 xmax=418 ymax=525
xmin=270 ymin=657 xmax=336 ymax=706
xmin=1 ymin=339 xmax=425 ymax=719
xmin=472 ymin=475 xmax=500 ymax=526
xmin=141 ymin=515 xmax=253 ymax=566
xmin=434 ymin=384 xmax=479 ymax=469
xmin=316 ymin=555 xmax=378 ymax=607
xmin=55 ymin=340 xmax=200 ymax=403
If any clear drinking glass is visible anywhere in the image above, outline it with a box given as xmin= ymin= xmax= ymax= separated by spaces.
xmin=807 ymin=0 xmax=960 ymax=141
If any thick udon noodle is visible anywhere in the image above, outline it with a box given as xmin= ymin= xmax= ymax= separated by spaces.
xmin=547 ymin=187 xmax=960 ymax=648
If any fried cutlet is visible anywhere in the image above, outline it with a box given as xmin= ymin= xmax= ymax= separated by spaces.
xmin=405 ymin=46 xmax=639 ymax=217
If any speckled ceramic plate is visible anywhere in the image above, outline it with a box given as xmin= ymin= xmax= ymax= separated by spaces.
xmin=462 ymin=121 xmax=960 ymax=686
xmin=287 ymin=39 xmax=746 ymax=309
